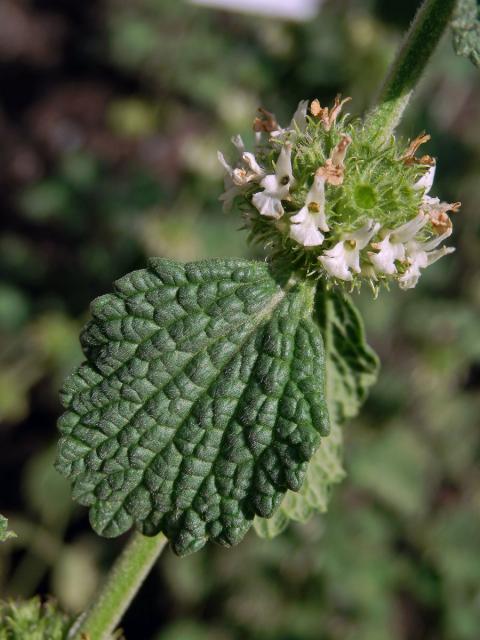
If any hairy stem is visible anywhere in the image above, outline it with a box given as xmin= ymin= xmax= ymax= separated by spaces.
xmin=365 ymin=0 xmax=458 ymax=141
xmin=70 ymin=532 xmax=167 ymax=640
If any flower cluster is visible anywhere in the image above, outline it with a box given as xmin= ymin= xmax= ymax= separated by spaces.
xmin=218 ymin=97 xmax=460 ymax=291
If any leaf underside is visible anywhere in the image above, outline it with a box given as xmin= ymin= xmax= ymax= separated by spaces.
xmin=56 ymin=259 xmax=330 ymax=555
xmin=254 ymin=286 xmax=379 ymax=538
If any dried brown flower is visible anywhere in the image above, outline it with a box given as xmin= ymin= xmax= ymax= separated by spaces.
xmin=310 ymin=95 xmax=351 ymax=131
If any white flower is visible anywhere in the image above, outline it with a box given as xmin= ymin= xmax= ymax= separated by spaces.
xmin=290 ymin=175 xmax=329 ymax=247
xmin=414 ymin=163 xmax=436 ymax=196
xmin=290 ymin=99 xmax=309 ymax=132
xmin=399 ymin=229 xmax=454 ymax=289
xmin=218 ymin=136 xmax=265 ymax=211
xmin=252 ymin=144 xmax=294 ymax=219
xmin=268 ymin=100 xmax=309 ymax=141
xmin=319 ymin=220 xmax=380 ymax=280
xmin=218 ymin=151 xmax=240 ymax=212
xmin=413 ymin=162 xmax=460 ymax=234
xmin=231 ymin=153 xmax=265 ymax=186
xmin=369 ymin=213 xmax=428 ymax=275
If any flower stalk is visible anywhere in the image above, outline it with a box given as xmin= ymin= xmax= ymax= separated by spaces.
xmin=69 ymin=532 xmax=167 ymax=640
xmin=365 ymin=0 xmax=458 ymax=142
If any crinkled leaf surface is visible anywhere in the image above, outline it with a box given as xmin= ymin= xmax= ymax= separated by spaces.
xmin=0 ymin=515 xmax=15 ymax=543
xmin=451 ymin=0 xmax=480 ymax=67
xmin=253 ymin=421 xmax=345 ymax=538
xmin=254 ymin=287 xmax=378 ymax=538
xmin=316 ymin=287 xmax=379 ymax=425
xmin=56 ymin=259 xmax=329 ymax=555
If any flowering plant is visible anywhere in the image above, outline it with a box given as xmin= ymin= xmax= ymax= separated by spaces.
xmin=2 ymin=1 xmax=468 ymax=639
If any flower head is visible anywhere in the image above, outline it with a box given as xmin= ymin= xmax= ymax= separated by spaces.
xmin=218 ymin=98 xmax=459 ymax=292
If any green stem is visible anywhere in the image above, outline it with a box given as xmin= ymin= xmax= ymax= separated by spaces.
xmin=365 ymin=0 xmax=458 ymax=141
xmin=70 ymin=531 xmax=167 ymax=640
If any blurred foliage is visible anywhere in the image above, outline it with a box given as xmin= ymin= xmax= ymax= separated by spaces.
xmin=451 ymin=0 xmax=480 ymax=67
xmin=0 ymin=0 xmax=479 ymax=638
xmin=0 ymin=519 xmax=15 ymax=545
xmin=0 ymin=598 xmax=70 ymax=640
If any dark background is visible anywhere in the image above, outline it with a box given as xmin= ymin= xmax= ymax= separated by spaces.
xmin=1 ymin=1 xmax=480 ymax=638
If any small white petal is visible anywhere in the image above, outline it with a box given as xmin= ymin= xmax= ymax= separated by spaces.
xmin=414 ymin=164 xmax=436 ymax=195
xmin=291 ymin=100 xmax=309 ymax=131
xmin=290 ymin=207 xmax=325 ymax=246
xmin=369 ymin=235 xmax=405 ymax=275
xmin=344 ymin=244 xmax=361 ymax=273
xmin=259 ymin=174 xmax=285 ymax=194
xmin=242 ymin=152 xmax=264 ymax=177
xmin=320 ymin=220 xmax=379 ymax=281
xmin=219 ymin=186 xmax=240 ymax=212
xmin=425 ymin=246 xmax=455 ymax=265
xmin=419 ymin=227 xmax=452 ymax=252
xmin=399 ymin=230 xmax=454 ymax=289
xmin=347 ymin=220 xmax=380 ymax=249
xmin=217 ymin=151 xmax=233 ymax=175
xmin=319 ymin=242 xmax=352 ymax=280
xmin=398 ymin=266 xmax=422 ymax=290
xmin=391 ymin=213 xmax=428 ymax=243
xmin=289 ymin=175 xmax=328 ymax=247
xmin=306 ymin=175 xmax=329 ymax=231
xmin=252 ymin=191 xmax=284 ymax=219
xmin=423 ymin=195 xmax=440 ymax=207
xmin=275 ymin=144 xmax=294 ymax=187
xmin=231 ymin=135 xmax=245 ymax=152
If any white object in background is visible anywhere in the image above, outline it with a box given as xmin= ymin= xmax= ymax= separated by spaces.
xmin=190 ymin=0 xmax=322 ymax=21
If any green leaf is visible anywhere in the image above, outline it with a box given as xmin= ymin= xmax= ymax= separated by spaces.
xmin=316 ymin=287 xmax=379 ymax=424
xmin=451 ymin=0 xmax=480 ymax=67
xmin=0 ymin=515 xmax=15 ymax=543
xmin=254 ymin=287 xmax=378 ymax=539
xmin=56 ymin=259 xmax=329 ymax=555
xmin=254 ymin=421 xmax=345 ymax=538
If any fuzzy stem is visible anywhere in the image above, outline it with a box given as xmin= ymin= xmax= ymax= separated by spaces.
xmin=365 ymin=0 xmax=458 ymax=141
xmin=70 ymin=531 xmax=167 ymax=640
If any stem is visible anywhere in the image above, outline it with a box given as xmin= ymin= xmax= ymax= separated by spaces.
xmin=70 ymin=531 xmax=167 ymax=640
xmin=365 ymin=0 xmax=458 ymax=141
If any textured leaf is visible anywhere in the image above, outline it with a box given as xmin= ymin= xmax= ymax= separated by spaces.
xmin=254 ymin=287 xmax=378 ymax=539
xmin=56 ymin=259 xmax=329 ymax=555
xmin=451 ymin=0 xmax=480 ymax=67
xmin=315 ymin=287 xmax=379 ymax=425
xmin=0 ymin=515 xmax=15 ymax=543
xmin=254 ymin=422 xmax=345 ymax=538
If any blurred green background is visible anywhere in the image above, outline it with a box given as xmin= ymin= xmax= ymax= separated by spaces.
xmin=1 ymin=1 xmax=479 ymax=638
